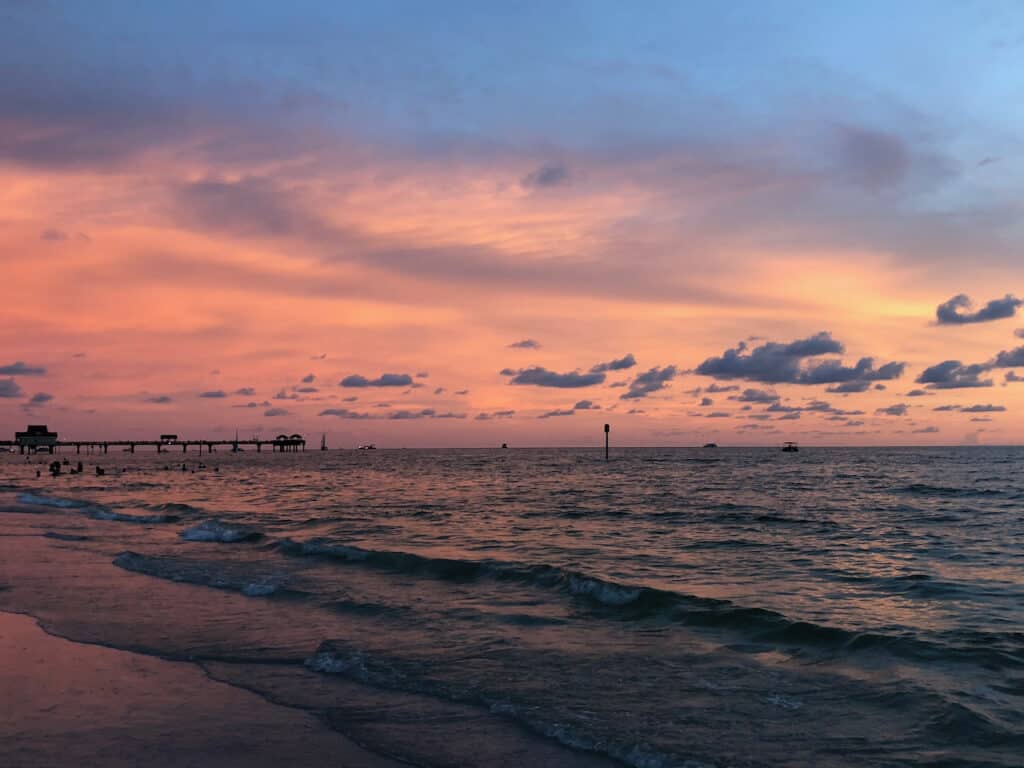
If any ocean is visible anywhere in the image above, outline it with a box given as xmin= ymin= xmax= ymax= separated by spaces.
xmin=1 ymin=446 xmax=1022 ymax=767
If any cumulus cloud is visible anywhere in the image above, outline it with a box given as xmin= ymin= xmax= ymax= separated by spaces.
xmin=475 ymin=410 xmax=515 ymax=421
xmin=319 ymin=406 xmax=463 ymax=420
xmin=0 ymin=379 xmax=23 ymax=398
xmin=961 ymin=404 xmax=1006 ymax=413
xmin=696 ymin=333 xmax=904 ymax=387
xmin=590 ymin=353 xmax=637 ymax=373
xmin=264 ymin=407 xmax=290 ymax=417
xmin=700 ymin=397 xmax=713 ymax=406
xmin=144 ymin=395 xmax=173 ymax=404
xmin=319 ymin=408 xmax=372 ymax=419
xmin=621 ymin=365 xmax=677 ymax=400
xmin=301 ymin=374 xmax=315 ymax=384
xmin=26 ymin=392 xmax=53 ymax=406
xmin=508 ymin=339 xmax=541 ymax=349
xmin=388 ymin=409 xmax=466 ymax=420
xmin=235 ymin=387 xmax=256 ymax=396
xmin=826 ymin=381 xmax=871 ymax=393
xmin=521 ymin=161 xmax=570 ymax=189
xmin=538 ymin=409 xmax=575 ymax=418
xmin=991 ymin=346 xmax=1024 ymax=368
xmin=876 ymin=404 xmax=909 ymax=416
xmin=732 ymin=388 xmax=779 ymax=403
xmin=233 ymin=400 xmax=271 ymax=409
xmin=0 ymin=362 xmax=46 ymax=376
xmin=199 ymin=390 xmax=227 ymax=398
xmin=905 ymin=389 xmax=932 ymax=397
xmin=295 ymin=386 xmax=318 ymax=393
xmin=1016 ymin=329 xmax=1024 ymax=340
xmin=341 ymin=373 xmax=414 ymax=388
xmin=504 ymin=367 xmax=605 ymax=388
xmin=573 ymin=400 xmax=600 ymax=410
xmin=935 ymin=294 xmax=1022 ymax=325
xmin=705 ymin=383 xmax=739 ymax=393
xmin=916 ymin=360 xmax=992 ymax=389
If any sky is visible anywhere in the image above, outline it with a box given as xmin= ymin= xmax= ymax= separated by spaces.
xmin=3 ymin=0 xmax=1024 ymax=447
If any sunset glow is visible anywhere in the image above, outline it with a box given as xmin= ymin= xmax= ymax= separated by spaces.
xmin=4 ymin=1 xmax=1024 ymax=446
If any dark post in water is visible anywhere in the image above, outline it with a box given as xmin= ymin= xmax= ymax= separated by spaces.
xmin=604 ymin=423 xmax=610 ymax=461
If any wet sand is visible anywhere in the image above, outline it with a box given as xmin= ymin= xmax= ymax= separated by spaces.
xmin=0 ymin=610 xmax=402 ymax=768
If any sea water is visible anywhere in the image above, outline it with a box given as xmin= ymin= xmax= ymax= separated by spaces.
xmin=1 ymin=447 xmax=1022 ymax=767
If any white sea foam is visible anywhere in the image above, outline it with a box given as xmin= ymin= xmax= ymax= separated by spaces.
xmin=567 ymin=574 xmax=641 ymax=606
xmin=180 ymin=519 xmax=261 ymax=543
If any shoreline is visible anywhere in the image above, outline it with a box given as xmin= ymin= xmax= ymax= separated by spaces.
xmin=0 ymin=511 xmax=619 ymax=768
xmin=0 ymin=608 xmax=404 ymax=768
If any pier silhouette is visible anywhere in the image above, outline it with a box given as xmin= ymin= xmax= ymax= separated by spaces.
xmin=2 ymin=425 xmax=306 ymax=454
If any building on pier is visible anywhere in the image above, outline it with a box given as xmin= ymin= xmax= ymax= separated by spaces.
xmin=15 ymin=425 xmax=58 ymax=453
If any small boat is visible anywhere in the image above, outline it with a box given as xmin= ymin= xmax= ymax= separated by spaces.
xmin=702 ymin=443 xmax=718 ymax=448
xmin=357 ymin=443 xmax=376 ymax=450
xmin=781 ymin=441 xmax=799 ymax=452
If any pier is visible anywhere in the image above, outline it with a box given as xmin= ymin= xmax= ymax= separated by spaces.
xmin=1 ymin=425 xmax=306 ymax=454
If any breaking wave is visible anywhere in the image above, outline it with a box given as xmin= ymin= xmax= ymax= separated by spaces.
xmin=180 ymin=519 xmax=262 ymax=543
xmin=113 ymin=551 xmax=292 ymax=598
xmin=277 ymin=537 xmax=1024 ymax=671
xmin=16 ymin=492 xmax=93 ymax=509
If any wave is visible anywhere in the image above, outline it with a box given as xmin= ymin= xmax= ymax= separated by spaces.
xmin=43 ymin=531 xmax=90 ymax=541
xmin=895 ymin=483 xmax=1005 ymax=498
xmin=149 ymin=502 xmax=206 ymax=515
xmin=305 ymin=640 xmax=682 ymax=768
xmin=180 ymin=519 xmax=262 ymax=543
xmin=87 ymin=509 xmax=180 ymax=523
xmin=277 ymin=537 xmax=1024 ymax=671
xmin=16 ymin=492 xmax=93 ymax=509
xmin=113 ymin=551 xmax=293 ymax=598
xmin=15 ymin=492 xmax=178 ymax=523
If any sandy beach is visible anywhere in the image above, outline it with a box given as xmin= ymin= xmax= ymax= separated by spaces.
xmin=0 ymin=610 xmax=403 ymax=768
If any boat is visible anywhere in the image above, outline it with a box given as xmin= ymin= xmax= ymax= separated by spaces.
xmin=357 ymin=443 xmax=376 ymax=450
xmin=781 ymin=441 xmax=799 ymax=452
xmin=702 ymin=443 xmax=718 ymax=448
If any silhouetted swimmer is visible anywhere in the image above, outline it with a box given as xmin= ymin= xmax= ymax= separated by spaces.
xmin=49 ymin=461 xmax=61 ymax=477
xmin=36 ymin=469 xmax=41 ymax=478
xmin=95 ymin=466 xmax=105 ymax=476
xmin=181 ymin=464 xmax=187 ymax=472
xmin=77 ymin=461 xmax=83 ymax=473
